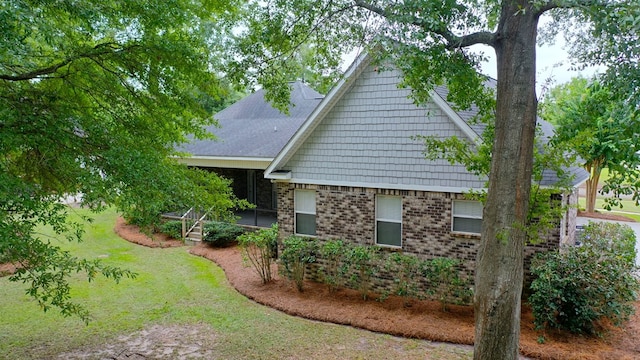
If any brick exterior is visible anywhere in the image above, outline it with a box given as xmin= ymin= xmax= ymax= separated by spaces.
xmin=277 ymin=182 xmax=571 ymax=293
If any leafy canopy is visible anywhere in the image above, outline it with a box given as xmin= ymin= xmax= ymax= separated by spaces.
xmin=0 ymin=0 xmax=245 ymax=321
xmin=541 ymin=77 xmax=640 ymax=210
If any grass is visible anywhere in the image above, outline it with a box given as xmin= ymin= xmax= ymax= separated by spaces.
xmin=578 ymin=197 xmax=640 ymax=221
xmin=0 ymin=208 xmax=472 ymax=360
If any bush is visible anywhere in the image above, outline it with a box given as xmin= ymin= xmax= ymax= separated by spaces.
xmin=279 ymin=235 xmax=318 ymax=292
xmin=318 ymin=239 xmax=348 ymax=293
xmin=344 ymin=245 xmax=380 ymax=300
xmin=159 ymin=220 xmax=183 ymax=240
xmin=529 ymin=221 xmax=640 ymax=335
xmin=203 ymin=221 xmax=244 ymax=247
xmin=423 ymin=257 xmax=473 ymax=311
xmin=237 ymin=224 xmax=278 ymax=284
xmin=382 ymin=252 xmax=425 ymax=306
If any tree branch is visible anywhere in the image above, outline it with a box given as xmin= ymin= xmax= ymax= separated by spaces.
xmin=0 ymin=43 xmax=137 ymax=81
xmin=536 ymin=0 xmax=601 ymax=15
xmin=353 ymin=0 xmax=496 ymax=48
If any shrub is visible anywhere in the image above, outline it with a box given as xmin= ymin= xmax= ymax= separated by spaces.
xmin=279 ymin=235 xmax=318 ymax=292
xmin=318 ymin=239 xmax=348 ymax=293
xmin=382 ymin=252 xmax=425 ymax=306
xmin=203 ymin=221 xmax=244 ymax=247
xmin=344 ymin=245 xmax=380 ymax=300
xmin=423 ymin=257 xmax=473 ymax=311
xmin=237 ymin=224 xmax=278 ymax=284
xmin=529 ymin=221 xmax=640 ymax=335
xmin=159 ymin=220 xmax=183 ymax=240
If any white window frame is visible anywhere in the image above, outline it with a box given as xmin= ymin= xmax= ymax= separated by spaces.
xmin=294 ymin=189 xmax=316 ymax=236
xmin=375 ymin=195 xmax=402 ymax=248
xmin=452 ymin=200 xmax=483 ymax=235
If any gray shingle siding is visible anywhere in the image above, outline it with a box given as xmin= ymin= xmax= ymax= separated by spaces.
xmin=282 ymin=66 xmax=487 ymax=190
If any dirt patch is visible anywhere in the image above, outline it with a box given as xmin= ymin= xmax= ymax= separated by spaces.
xmin=57 ymin=323 xmax=218 ymax=360
xmin=115 ymin=218 xmax=640 ymax=360
xmin=0 ymin=262 xmax=19 ymax=277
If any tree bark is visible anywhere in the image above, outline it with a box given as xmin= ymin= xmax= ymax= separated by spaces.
xmin=473 ymin=2 xmax=539 ymax=359
xmin=584 ymin=163 xmax=602 ymax=213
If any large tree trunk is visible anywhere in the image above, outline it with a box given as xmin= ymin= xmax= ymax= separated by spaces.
xmin=473 ymin=2 xmax=539 ymax=359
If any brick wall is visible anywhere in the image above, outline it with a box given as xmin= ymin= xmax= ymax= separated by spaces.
xmin=276 ymin=182 xmax=567 ymax=293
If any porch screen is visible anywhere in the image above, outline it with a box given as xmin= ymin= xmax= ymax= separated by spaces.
xmin=376 ymin=195 xmax=402 ymax=247
xmin=294 ymin=189 xmax=316 ymax=236
xmin=452 ymin=200 xmax=483 ymax=234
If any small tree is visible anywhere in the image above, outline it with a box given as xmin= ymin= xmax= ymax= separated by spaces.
xmin=344 ymin=245 xmax=381 ymax=300
xmin=382 ymin=252 xmax=425 ymax=306
xmin=541 ymin=78 xmax=640 ymax=213
xmin=423 ymin=258 xmax=473 ymax=311
xmin=237 ymin=224 xmax=278 ymax=284
xmin=279 ymin=235 xmax=318 ymax=292
xmin=318 ymin=239 xmax=348 ymax=293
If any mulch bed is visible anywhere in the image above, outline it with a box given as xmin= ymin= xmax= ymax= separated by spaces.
xmin=577 ymin=210 xmax=637 ymax=222
xmin=113 ymin=217 xmax=640 ymax=360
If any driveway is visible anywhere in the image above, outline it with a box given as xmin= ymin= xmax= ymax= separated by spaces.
xmin=576 ymin=216 xmax=640 ymax=267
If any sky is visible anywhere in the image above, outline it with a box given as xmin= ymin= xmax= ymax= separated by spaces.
xmin=472 ymin=39 xmax=605 ymax=98
xmin=343 ymin=38 xmax=604 ymax=99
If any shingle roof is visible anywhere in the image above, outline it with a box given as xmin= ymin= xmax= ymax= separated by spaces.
xmin=179 ymin=81 xmax=323 ymax=158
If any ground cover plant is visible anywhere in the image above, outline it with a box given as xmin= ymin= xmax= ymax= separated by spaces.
xmin=0 ymin=209 xmax=475 ymax=360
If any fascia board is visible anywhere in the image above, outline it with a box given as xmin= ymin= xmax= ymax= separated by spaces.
xmin=429 ymin=90 xmax=480 ymax=144
xmin=174 ymin=156 xmax=273 ymax=170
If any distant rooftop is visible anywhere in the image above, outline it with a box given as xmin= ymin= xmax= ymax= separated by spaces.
xmin=179 ymin=81 xmax=323 ymax=159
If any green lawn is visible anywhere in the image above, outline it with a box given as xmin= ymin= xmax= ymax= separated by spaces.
xmin=578 ymin=195 xmax=640 ymax=221
xmin=0 ymin=208 xmax=471 ymax=360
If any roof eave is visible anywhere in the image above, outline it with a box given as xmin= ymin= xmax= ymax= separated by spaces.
xmin=174 ymin=155 xmax=273 ymax=170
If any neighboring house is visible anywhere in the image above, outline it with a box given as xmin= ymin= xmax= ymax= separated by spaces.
xmin=177 ymin=81 xmax=323 ymax=227
xmin=265 ymin=53 xmax=589 ymax=279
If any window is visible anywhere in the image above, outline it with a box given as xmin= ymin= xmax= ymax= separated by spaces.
xmin=452 ymin=200 xmax=483 ymax=234
xmin=376 ymin=195 xmax=402 ymax=247
xmin=295 ymin=190 xmax=316 ymax=236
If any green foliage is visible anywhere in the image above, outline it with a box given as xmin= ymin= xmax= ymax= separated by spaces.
xmin=0 ymin=0 xmax=244 ymax=320
xmin=343 ymin=245 xmax=381 ymax=300
xmin=542 ymin=77 xmax=640 ymax=210
xmin=382 ymin=252 xmax=425 ymax=306
xmin=237 ymin=224 xmax=278 ymax=284
xmin=117 ymin=165 xmax=248 ymax=232
xmin=318 ymin=239 xmax=348 ymax=293
xmin=279 ymin=235 xmax=318 ymax=292
xmin=203 ymin=222 xmax=245 ymax=248
xmin=159 ymin=220 xmax=183 ymax=240
xmin=423 ymin=258 xmax=473 ymax=311
xmin=2 ymin=206 xmax=137 ymax=324
xmin=529 ymin=222 xmax=640 ymax=335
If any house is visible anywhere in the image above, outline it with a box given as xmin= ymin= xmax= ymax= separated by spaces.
xmin=264 ymin=53 xmax=589 ymax=279
xmin=176 ymin=81 xmax=323 ymax=227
